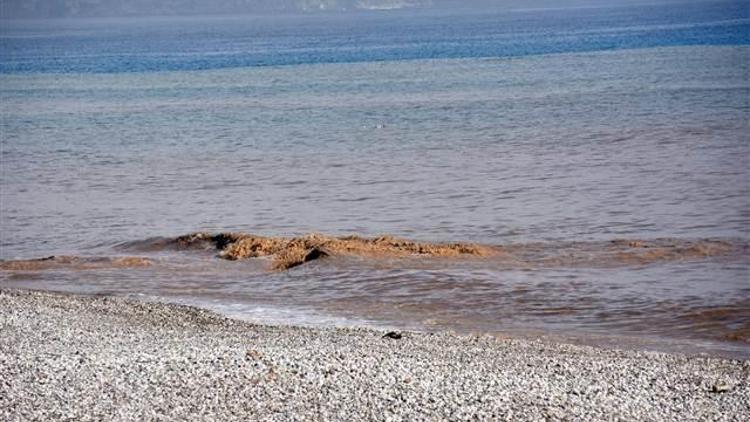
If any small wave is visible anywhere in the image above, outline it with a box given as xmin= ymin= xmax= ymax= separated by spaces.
xmin=680 ymin=302 xmax=750 ymax=343
xmin=116 ymin=234 xmax=234 ymax=252
xmin=8 ymin=233 xmax=744 ymax=272
xmin=501 ymin=238 xmax=741 ymax=268
xmin=0 ymin=255 xmax=153 ymax=271
xmin=120 ymin=232 xmax=744 ymax=271
xmin=167 ymin=232 xmax=493 ymax=270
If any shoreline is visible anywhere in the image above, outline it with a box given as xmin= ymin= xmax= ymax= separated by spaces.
xmin=1 ymin=288 xmax=748 ymax=420
xmin=4 ymin=284 xmax=748 ymax=360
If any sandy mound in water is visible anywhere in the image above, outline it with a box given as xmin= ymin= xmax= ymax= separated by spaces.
xmin=174 ymin=232 xmax=494 ymax=270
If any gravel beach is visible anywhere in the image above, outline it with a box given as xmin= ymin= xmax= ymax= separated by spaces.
xmin=1 ymin=289 xmax=747 ymax=421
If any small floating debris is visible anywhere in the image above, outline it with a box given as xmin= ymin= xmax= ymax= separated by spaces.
xmin=382 ymin=332 xmax=403 ymax=340
xmin=711 ymin=383 xmax=731 ymax=393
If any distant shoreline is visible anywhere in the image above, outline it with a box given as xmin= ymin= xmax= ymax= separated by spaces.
xmin=1 ymin=288 xmax=747 ymax=420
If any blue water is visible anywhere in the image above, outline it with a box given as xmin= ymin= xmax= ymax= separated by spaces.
xmin=1 ymin=1 xmax=748 ymax=74
xmin=1 ymin=1 xmax=749 ymax=356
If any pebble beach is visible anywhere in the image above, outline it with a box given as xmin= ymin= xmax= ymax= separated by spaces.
xmin=1 ymin=289 xmax=747 ymax=421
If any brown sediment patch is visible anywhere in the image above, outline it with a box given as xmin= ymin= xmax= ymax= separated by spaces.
xmin=2 ymin=232 xmax=493 ymax=273
xmin=4 ymin=235 xmax=740 ymax=273
xmin=220 ymin=234 xmax=288 ymax=260
xmin=172 ymin=232 xmax=495 ymax=270
xmin=724 ymin=327 xmax=750 ymax=343
xmin=146 ymin=233 xmax=740 ymax=270
xmin=272 ymin=246 xmax=329 ymax=271
xmin=110 ymin=257 xmax=153 ymax=268
xmin=0 ymin=256 xmax=74 ymax=271
xmin=605 ymin=239 xmax=734 ymax=266
xmin=681 ymin=302 xmax=750 ymax=343
xmin=521 ymin=238 xmax=737 ymax=268
xmin=0 ymin=256 xmax=152 ymax=271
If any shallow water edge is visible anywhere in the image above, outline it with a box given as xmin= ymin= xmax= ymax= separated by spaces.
xmin=1 ymin=232 xmax=748 ymax=359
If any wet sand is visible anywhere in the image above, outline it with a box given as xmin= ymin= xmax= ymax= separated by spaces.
xmin=1 ymin=288 xmax=747 ymax=421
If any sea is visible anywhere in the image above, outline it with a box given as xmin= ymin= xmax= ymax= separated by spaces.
xmin=1 ymin=1 xmax=749 ymax=357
